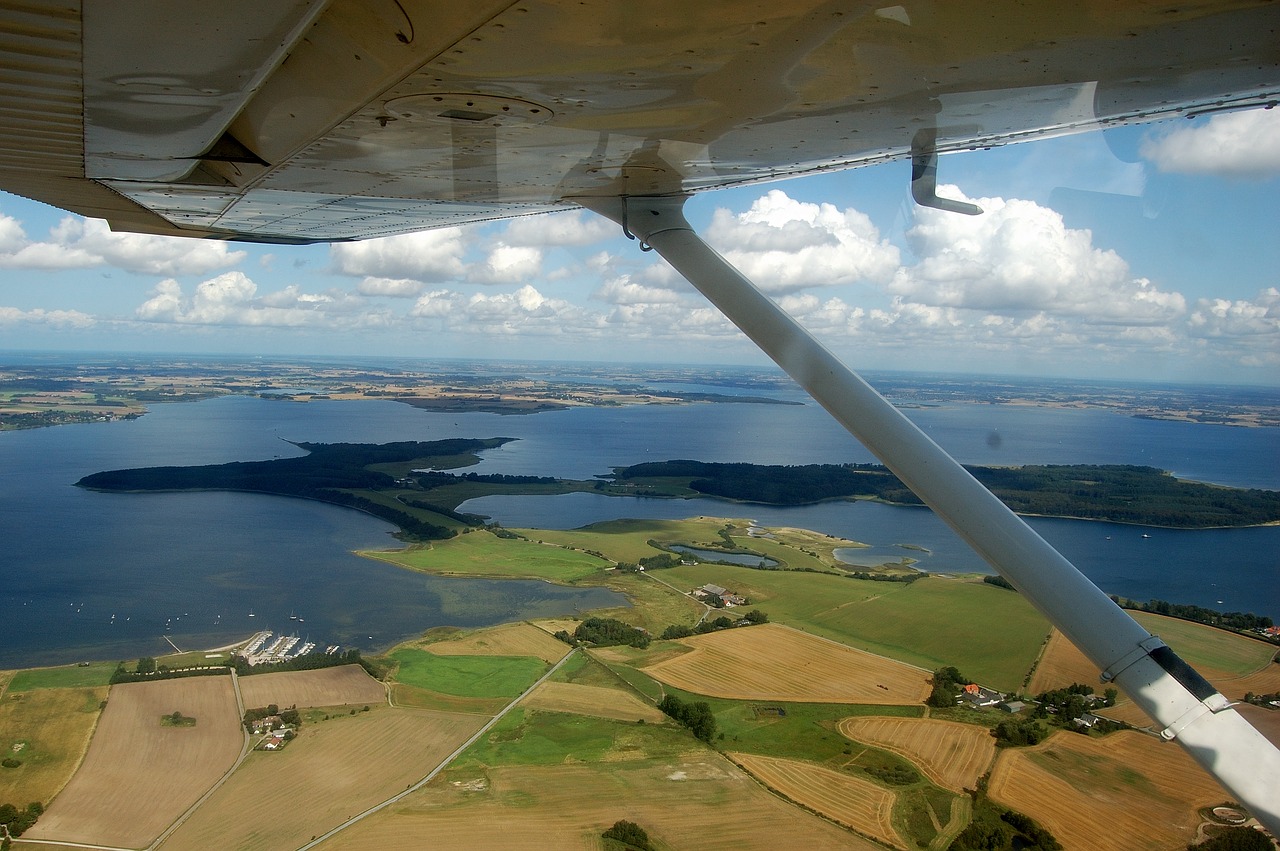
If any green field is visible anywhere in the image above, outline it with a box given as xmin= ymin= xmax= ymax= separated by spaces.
xmin=6 ymin=662 xmax=117 ymax=692
xmin=456 ymin=706 xmax=692 ymax=768
xmin=389 ymin=648 xmax=548 ymax=698
xmin=1130 ymin=611 xmax=1278 ymax=676
xmin=368 ymin=529 xmax=609 ymax=582
xmin=658 ymin=565 xmax=1049 ymax=691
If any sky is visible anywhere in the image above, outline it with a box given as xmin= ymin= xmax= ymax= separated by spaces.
xmin=1 ymin=109 xmax=1278 ymax=384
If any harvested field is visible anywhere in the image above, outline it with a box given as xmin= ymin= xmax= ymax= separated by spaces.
xmin=522 ymin=681 xmax=667 ymax=723
xmin=424 ymin=622 xmax=571 ymax=664
xmin=159 ymin=707 xmax=484 ymax=851
xmin=643 ymin=623 xmax=929 ymax=704
xmin=987 ymin=730 xmax=1229 ymax=851
xmin=237 ymin=665 xmax=385 ymax=710
xmin=1237 ymin=703 xmax=1280 ymax=747
xmin=1031 ymin=625 xmax=1280 ymax=731
xmin=837 ymin=717 xmax=995 ymax=792
xmin=0 ymin=686 xmax=105 ymax=806
xmin=730 ymin=752 xmax=902 ymax=849
xmin=315 ymin=758 xmax=880 ymax=850
xmin=28 ymin=677 xmax=242 ymax=849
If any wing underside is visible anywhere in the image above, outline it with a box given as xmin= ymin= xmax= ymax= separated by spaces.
xmin=1 ymin=0 xmax=1278 ymax=242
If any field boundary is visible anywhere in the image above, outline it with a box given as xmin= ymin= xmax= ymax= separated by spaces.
xmin=295 ymin=648 xmax=578 ymax=850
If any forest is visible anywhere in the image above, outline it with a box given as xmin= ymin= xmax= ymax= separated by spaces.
xmin=611 ymin=460 xmax=1280 ymax=527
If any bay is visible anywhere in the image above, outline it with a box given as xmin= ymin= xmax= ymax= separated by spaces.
xmin=1 ymin=377 xmax=1276 ymax=669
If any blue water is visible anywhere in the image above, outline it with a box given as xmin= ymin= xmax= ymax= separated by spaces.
xmin=1 ymin=377 xmax=1277 ymax=668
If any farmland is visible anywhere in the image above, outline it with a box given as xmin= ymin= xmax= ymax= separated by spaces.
xmin=987 ymin=729 xmax=1231 ymax=851
xmin=159 ymin=706 xmax=484 ymax=851
xmin=315 ymin=759 xmax=878 ymax=851
xmin=523 ymin=681 xmax=668 ymax=723
xmin=836 ymin=717 xmax=995 ymax=793
xmin=237 ymin=664 xmax=387 ymax=710
xmin=0 ymin=685 xmax=105 ymax=806
xmin=419 ymin=622 xmax=571 ymax=664
xmin=26 ymin=677 xmax=242 ymax=848
xmin=643 ymin=623 xmax=930 ymax=704
xmin=730 ymin=752 xmax=903 ymax=848
xmin=656 ymin=565 xmax=1049 ymax=691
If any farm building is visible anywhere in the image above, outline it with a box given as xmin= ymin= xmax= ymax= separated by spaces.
xmin=960 ymin=684 xmax=1005 ymax=708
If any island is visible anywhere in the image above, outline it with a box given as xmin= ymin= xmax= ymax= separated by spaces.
xmin=77 ymin=442 xmax=1280 ymax=532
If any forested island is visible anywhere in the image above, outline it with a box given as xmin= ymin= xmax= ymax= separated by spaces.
xmin=76 ymin=441 xmax=1280 ymax=536
xmin=609 ymin=460 xmax=1280 ymax=528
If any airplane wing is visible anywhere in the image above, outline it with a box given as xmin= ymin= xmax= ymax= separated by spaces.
xmin=1 ymin=1 xmax=1277 ymax=242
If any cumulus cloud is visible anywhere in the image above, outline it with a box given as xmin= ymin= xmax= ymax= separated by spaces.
xmin=500 ymin=210 xmax=616 ymax=247
xmin=1141 ymin=108 xmax=1280 ymax=178
xmin=705 ymin=190 xmax=901 ymax=293
xmin=890 ymin=188 xmax=1185 ymax=324
xmin=1187 ymin=288 xmax=1280 ymax=338
xmin=330 ymin=228 xmax=466 ymax=281
xmin=591 ymin=276 xmax=685 ymax=306
xmin=136 ymin=272 xmax=358 ymax=327
xmin=467 ymin=243 xmax=542 ymax=285
xmin=0 ymin=215 xmax=244 ymax=275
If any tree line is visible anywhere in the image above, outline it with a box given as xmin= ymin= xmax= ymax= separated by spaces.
xmin=611 ymin=460 xmax=1280 ymax=527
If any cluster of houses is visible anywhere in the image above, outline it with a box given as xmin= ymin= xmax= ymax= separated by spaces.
xmin=959 ymin=683 xmax=1112 ymax=730
xmin=692 ymin=583 xmax=747 ymax=607
xmin=248 ymin=714 xmax=297 ymax=751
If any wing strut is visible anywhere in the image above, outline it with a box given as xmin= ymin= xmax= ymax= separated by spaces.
xmin=577 ymin=193 xmax=1280 ymax=833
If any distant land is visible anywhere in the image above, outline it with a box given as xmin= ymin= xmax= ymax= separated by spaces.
xmin=2 ymin=353 xmax=1276 ymax=430
xmin=77 ymin=442 xmax=1280 ymax=531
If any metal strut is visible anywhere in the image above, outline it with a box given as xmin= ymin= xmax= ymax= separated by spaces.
xmin=576 ymin=193 xmax=1280 ymax=834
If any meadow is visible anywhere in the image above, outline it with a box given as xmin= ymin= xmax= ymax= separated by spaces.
xmin=0 ymin=685 xmax=105 ymax=806
xmin=366 ymin=529 xmax=609 ymax=582
xmin=388 ymin=648 xmax=548 ymax=699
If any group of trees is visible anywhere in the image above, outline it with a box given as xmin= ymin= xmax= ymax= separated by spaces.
xmin=0 ymin=801 xmax=43 ymax=841
xmin=1190 ymin=828 xmax=1275 ymax=851
xmin=1114 ymin=597 xmax=1273 ymax=636
xmin=950 ymin=800 xmax=1061 ymax=851
xmin=242 ymin=703 xmax=301 ymax=731
xmin=110 ymin=658 xmax=226 ymax=685
xmin=232 ymin=648 xmax=379 ymax=679
xmin=927 ymin=666 xmax=970 ymax=708
xmin=555 ymin=618 xmax=650 ymax=649
xmin=657 ymin=694 xmax=717 ymax=743
xmin=660 ymin=609 xmax=768 ymax=640
xmin=601 ymin=819 xmax=652 ymax=850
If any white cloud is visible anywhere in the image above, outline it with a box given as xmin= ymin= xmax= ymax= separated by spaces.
xmin=330 ymin=228 xmax=466 ymax=281
xmin=591 ymin=276 xmax=685 ymax=306
xmin=0 ymin=305 xmax=95 ymax=328
xmin=705 ymin=190 xmax=901 ymax=293
xmin=890 ymin=189 xmax=1185 ymax=324
xmin=467 ymin=243 xmax=542 ymax=285
xmin=1141 ymin=108 xmax=1280 ymax=178
xmin=136 ymin=272 xmax=358 ymax=328
xmin=0 ymin=215 xmax=244 ymax=275
xmin=1187 ymin=288 xmax=1280 ymax=338
xmin=357 ymin=276 xmax=424 ymax=298
xmin=500 ymin=210 xmax=615 ymax=247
